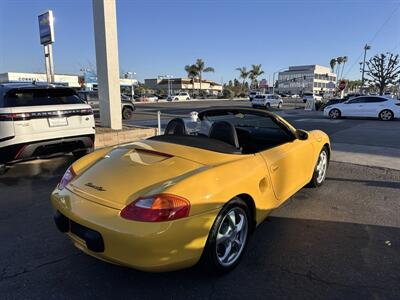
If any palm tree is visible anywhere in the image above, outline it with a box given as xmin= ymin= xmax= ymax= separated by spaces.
xmin=193 ymin=58 xmax=215 ymax=95
xmin=329 ymin=58 xmax=337 ymax=73
xmin=236 ymin=67 xmax=249 ymax=85
xmin=339 ymin=56 xmax=348 ymax=80
xmin=335 ymin=56 xmax=344 ymax=78
xmin=184 ymin=64 xmax=198 ymax=96
xmin=249 ymin=64 xmax=264 ymax=89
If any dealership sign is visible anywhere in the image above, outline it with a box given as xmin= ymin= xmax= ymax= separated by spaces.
xmin=38 ymin=10 xmax=55 ymax=45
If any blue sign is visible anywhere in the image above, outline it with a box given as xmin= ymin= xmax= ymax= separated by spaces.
xmin=38 ymin=11 xmax=54 ymax=45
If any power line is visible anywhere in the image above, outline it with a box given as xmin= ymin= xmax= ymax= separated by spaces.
xmin=344 ymin=4 xmax=400 ymax=78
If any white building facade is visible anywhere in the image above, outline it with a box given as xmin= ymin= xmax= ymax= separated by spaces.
xmin=277 ymin=65 xmax=337 ymax=95
xmin=0 ymin=72 xmax=81 ymax=87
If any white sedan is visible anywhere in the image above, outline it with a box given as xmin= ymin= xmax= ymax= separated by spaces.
xmin=324 ymin=96 xmax=400 ymax=121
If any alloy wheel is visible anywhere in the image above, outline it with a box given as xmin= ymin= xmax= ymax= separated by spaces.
xmin=329 ymin=109 xmax=340 ymax=119
xmin=316 ymin=151 xmax=328 ymax=183
xmin=216 ymin=207 xmax=248 ymax=267
xmin=379 ymin=110 xmax=393 ymax=121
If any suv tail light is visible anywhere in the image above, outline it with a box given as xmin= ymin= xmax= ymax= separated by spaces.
xmin=0 ymin=113 xmax=30 ymax=121
xmin=120 ymin=194 xmax=190 ymax=222
xmin=59 ymin=166 xmax=76 ymax=190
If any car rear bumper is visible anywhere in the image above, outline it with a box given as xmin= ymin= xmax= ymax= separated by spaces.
xmin=0 ymin=134 xmax=95 ymax=164
xmin=51 ymin=188 xmax=218 ymax=272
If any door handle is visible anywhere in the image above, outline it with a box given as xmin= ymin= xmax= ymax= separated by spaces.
xmin=271 ymin=165 xmax=279 ymax=172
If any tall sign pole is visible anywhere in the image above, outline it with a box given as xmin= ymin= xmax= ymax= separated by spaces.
xmin=38 ymin=10 xmax=55 ymax=83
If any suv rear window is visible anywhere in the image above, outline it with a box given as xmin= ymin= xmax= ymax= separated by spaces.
xmin=4 ymin=88 xmax=84 ymax=107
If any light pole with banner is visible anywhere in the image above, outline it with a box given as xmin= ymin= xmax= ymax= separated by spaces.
xmin=38 ymin=10 xmax=55 ymax=83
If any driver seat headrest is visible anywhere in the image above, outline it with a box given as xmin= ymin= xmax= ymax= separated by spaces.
xmin=209 ymin=121 xmax=240 ymax=149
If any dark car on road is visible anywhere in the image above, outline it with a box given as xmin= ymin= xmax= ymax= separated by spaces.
xmin=77 ymin=91 xmax=135 ymax=120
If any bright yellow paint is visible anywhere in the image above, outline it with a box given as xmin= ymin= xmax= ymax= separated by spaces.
xmin=51 ymin=126 xmax=330 ymax=272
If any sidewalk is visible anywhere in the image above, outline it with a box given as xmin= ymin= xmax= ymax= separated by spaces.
xmin=331 ymin=143 xmax=400 ymax=171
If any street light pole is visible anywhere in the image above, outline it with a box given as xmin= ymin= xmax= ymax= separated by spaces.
xmin=361 ymin=44 xmax=371 ymax=92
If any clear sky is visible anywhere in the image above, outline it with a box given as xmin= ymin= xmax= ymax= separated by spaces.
xmin=0 ymin=0 xmax=399 ymax=83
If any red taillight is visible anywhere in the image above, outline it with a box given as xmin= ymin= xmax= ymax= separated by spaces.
xmin=120 ymin=194 xmax=190 ymax=222
xmin=58 ymin=166 xmax=76 ymax=190
xmin=80 ymin=108 xmax=93 ymax=115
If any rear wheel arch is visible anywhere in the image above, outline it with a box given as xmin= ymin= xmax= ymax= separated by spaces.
xmin=235 ymin=193 xmax=256 ymax=231
xmin=323 ymin=143 xmax=331 ymax=161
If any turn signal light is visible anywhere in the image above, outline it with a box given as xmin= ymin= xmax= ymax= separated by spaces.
xmin=120 ymin=194 xmax=190 ymax=222
xmin=58 ymin=166 xmax=76 ymax=190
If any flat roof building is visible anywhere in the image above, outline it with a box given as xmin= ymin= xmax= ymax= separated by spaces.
xmin=0 ymin=71 xmax=81 ymax=87
xmin=277 ymin=65 xmax=337 ymax=95
xmin=144 ymin=77 xmax=223 ymax=95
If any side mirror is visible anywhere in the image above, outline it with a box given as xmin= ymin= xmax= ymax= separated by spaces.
xmin=295 ymin=129 xmax=308 ymax=140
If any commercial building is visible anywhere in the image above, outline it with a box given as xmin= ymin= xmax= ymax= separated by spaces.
xmin=0 ymin=71 xmax=138 ymax=96
xmin=0 ymin=71 xmax=81 ymax=87
xmin=144 ymin=77 xmax=223 ymax=95
xmin=277 ymin=65 xmax=337 ymax=95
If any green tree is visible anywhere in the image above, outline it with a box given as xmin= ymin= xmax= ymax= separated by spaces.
xmin=249 ymin=64 xmax=264 ymax=89
xmin=192 ymin=59 xmax=215 ymax=95
xmin=335 ymin=56 xmax=344 ymax=77
xmin=366 ymin=52 xmax=400 ymax=95
xmin=339 ymin=56 xmax=348 ymax=80
xmin=236 ymin=67 xmax=249 ymax=85
xmin=329 ymin=58 xmax=337 ymax=73
xmin=184 ymin=64 xmax=198 ymax=96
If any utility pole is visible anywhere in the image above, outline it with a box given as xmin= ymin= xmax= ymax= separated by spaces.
xmin=361 ymin=44 xmax=371 ymax=92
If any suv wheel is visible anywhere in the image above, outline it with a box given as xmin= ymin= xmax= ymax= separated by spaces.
xmin=0 ymin=164 xmax=7 ymax=175
xmin=122 ymin=107 xmax=134 ymax=120
xmin=73 ymin=148 xmax=93 ymax=159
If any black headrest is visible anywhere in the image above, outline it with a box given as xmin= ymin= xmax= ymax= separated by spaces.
xmin=209 ymin=121 xmax=240 ymax=149
xmin=164 ymin=118 xmax=187 ymax=135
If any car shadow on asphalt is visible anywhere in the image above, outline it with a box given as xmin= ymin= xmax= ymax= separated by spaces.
xmin=327 ymin=177 xmax=400 ymax=189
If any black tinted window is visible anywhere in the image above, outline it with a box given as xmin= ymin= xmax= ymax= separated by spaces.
xmin=365 ymin=97 xmax=387 ymax=103
xmin=348 ymin=97 xmax=366 ymax=104
xmin=4 ymin=88 xmax=84 ymax=107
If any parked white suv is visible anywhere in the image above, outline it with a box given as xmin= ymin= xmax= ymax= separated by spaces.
xmin=0 ymin=83 xmax=95 ymax=170
xmin=167 ymin=92 xmax=190 ymax=101
xmin=251 ymin=94 xmax=283 ymax=109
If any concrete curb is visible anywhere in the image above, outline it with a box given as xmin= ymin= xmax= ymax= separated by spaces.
xmin=95 ymin=127 xmax=157 ymax=149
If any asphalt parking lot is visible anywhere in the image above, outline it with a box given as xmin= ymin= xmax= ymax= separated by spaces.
xmin=1 ymin=101 xmax=400 ymax=299
xmin=1 ymin=157 xmax=400 ymax=299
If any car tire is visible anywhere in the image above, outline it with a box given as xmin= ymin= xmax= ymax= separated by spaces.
xmin=0 ymin=164 xmax=7 ymax=175
xmin=379 ymin=109 xmax=394 ymax=121
xmin=307 ymin=147 xmax=329 ymax=188
xmin=265 ymin=103 xmax=271 ymax=110
xmin=122 ymin=107 xmax=134 ymax=120
xmin=186 ymin=97 xmax=190 ymax=100
xmin=200 ymin=198 xmax=250 ymax=273
xmin=277 ymin=102 xmax=282 ymax=109
xmin=72 ymin=148 xmax=93 ymax=159
xmin=174 ymin=98 xmax=179 ymax=101
xmin=328 ymin=108 xmax=341 ymax=119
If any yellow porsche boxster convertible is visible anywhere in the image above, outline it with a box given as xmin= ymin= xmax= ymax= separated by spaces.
xmin=51 ymin=108 xmax=330 ymax=272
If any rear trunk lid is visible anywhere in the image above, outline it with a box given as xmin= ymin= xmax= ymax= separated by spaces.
xmin=69 ymin=147 xmax=205 ymax=209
